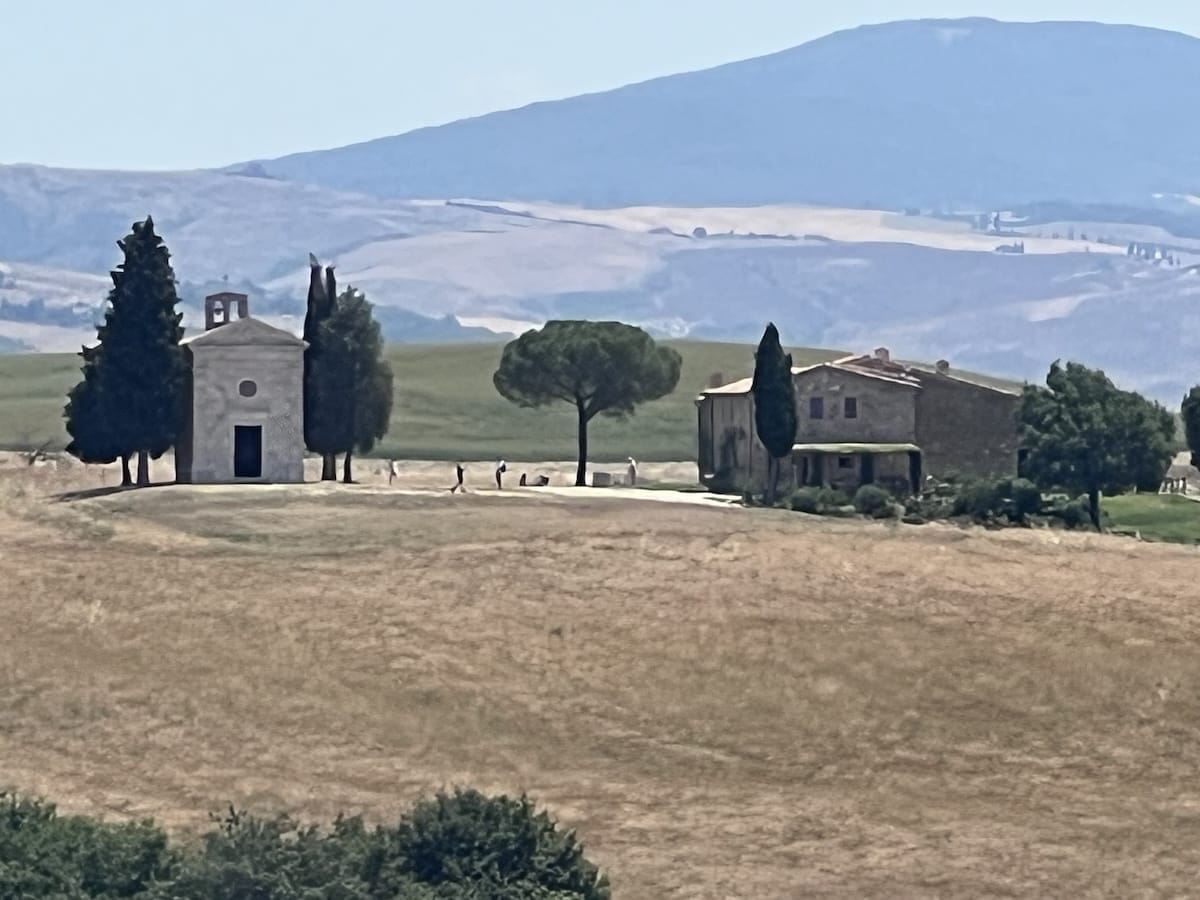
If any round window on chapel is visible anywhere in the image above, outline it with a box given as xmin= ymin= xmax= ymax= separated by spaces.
xmin=238 ymin=379 xmax=258 ymax=398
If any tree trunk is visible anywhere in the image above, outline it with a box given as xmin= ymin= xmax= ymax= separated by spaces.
xmin=764 ymin=456 xmax=781 ymax=506
xmin=120 ymin=454 xmax=132 ymax=487
xmin=342 ymin=450 xmax=353 ymax=484
xmin=575 ymin=403 xmax=589 ymax=487
xmin=321 ymin=453 xmax=336 ymax=481
xmin=136 ymin=450 xmax=149 ymax=487
xmin=1088 ymin=486 xmax=1102 ymax=532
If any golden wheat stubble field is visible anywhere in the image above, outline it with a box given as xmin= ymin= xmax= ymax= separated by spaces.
xmin=3 ymin=460 xmax=1200 ymax=898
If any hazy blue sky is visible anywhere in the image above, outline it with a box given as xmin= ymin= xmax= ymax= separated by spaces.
xmin=4 ymin=0 xmax=1197 ymax=170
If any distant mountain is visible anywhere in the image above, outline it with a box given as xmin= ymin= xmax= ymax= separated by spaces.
xmin=5 ymin=17 xmax=1200 ymax=400
xmin=256 ymin=18 xmax=1200 ymax=209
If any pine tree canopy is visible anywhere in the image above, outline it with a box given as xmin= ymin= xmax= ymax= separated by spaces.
xmin=493 ymin=320 xmax=681 ymax=419
xmin=492 ymin=320 xmax=681 ymax=485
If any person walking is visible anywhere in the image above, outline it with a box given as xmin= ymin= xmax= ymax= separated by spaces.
xmin=495 ymin=458 xmax=507 ymax=490
xmin=450 ymin=462 xmax=466 ymax=493
xmin=387 ymin=459 xmax=398 ymax=485
xmin=627 ymin=456 xmax=638 ymax=487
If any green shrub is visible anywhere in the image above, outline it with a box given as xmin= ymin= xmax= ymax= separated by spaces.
xmin=0 ymin=792 xmax=177 ymax=899
xmin=818 ymin=487 xmax=852 ymax=508
xmin=1048 ymin=495 xmax=1093 ymax=530
xmin=787 ymin=486 xmax=853 ymax=515
xmin=1003 ymin=477 xmax=1043 ymax=523
xmin=786 ymin=487 xmax=822 ymax=513
xmin=0 ymin=790 xmax=607 ymax=900
xmin=153 ymin=807 xmax=424 ymax=900
xmin=853 ymin=484 xmax=894 ymax=518
xmin=949 ymin=477 xmax=1043 ymax=524
xmin=951 ymin=479 xmax=1000 ymax=519
xmin=387 ymin=789 xmax=610 ymax=900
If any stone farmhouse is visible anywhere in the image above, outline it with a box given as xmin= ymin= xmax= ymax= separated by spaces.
xmin=696 ymin=348 xmax=1022 ymax=494
xmin=175 ymin=292 xmax=307 ymax=484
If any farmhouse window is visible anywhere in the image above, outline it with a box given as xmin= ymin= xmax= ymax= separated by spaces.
xmin=838 ymin=456 xmax=854 ymax=469
xmin=809 ymin=397 xmax=824 ymax=419
xmin=844 ymin=397 xmax=858 ymax=418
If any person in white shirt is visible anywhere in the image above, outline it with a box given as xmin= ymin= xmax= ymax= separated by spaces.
xmin=627 ymin=456 xmax=638 ymax=486
xmin=495 ymin=459 xmax=507 ymax=490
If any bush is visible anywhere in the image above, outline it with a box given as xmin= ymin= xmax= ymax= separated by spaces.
xmin=0 ymin=793 xmax=177 ymax=899
xmin=951 ymin=479 xmax=999 ymax=520
xmin=155 ymin=807 xmax=423 ymax=900
xmin=786 ymin=486 xmax=853 ymax=515
xmin=786 ymin=486 xmax=822 ymax=514
xmin=1045 ymin=495 xmax=1098 ymax=530
xmin=1003 ymin=477 xmax=1042 ymax=523
xmin=853 ymin=484 xmax=894 ymax=518
xmin=388 ymin=789 xmax=610 ymax=900
xmin=0 ymin=790 xmax=608 ymax=900
xmin=949 ymin=476 xmax=1043 ymax=524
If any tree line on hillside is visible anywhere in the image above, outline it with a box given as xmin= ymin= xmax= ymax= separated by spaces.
xmin=748 ymin=322 xmax=1190 ymax=530
xmin=0 ymin=788 xmax=609 ymax=899
xmin=63 ymin=220 xmax=392 ymax=484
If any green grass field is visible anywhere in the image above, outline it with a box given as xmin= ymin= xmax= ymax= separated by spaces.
xmin=1105 ymin=493 xmax=1200 ymax=545
xmin=0 ymin=341 xmax=847 ymax=462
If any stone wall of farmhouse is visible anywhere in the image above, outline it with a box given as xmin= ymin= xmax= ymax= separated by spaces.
xmin=791 ymin=368 xmax=918 ymax=444
xmin=914 ymin=375 xmax=1020 ymax=479
xmin=698 ymin=393 xmax=763 ymax=490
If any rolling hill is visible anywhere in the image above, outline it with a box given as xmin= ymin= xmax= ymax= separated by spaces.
xmin=257 ymin=18 xmax=1200 ymax=210
xmin=3 ymin=18 xmax=1200 ymax=403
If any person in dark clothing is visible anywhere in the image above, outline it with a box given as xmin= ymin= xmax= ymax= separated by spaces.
xmin=495 ymin=459 xmax=507 ymax=490
xmin=450 ymin=462 xmax=466 ymax=493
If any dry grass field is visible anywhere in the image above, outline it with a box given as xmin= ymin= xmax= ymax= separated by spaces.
xmin=3 ymin=458 xmax=1200 ymax=898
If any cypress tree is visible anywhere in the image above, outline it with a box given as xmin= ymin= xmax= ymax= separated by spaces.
xmin=64 ymin=344 xmax=130 ymax=484
xmin=63 ymin=217 xmax=185 ymax=486
xmin=303 ymin=254 xmax=341 ymax=480
xmin=751 ymin=322 xmax=797 ymax=504
xmin=309 ymin=287 xmax=394 ymax=483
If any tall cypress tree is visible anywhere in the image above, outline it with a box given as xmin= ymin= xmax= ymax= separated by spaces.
xmin=64 ymin=217 xmax=185 ymax=486
xmin=751 ymin=322 xmax=797 ymax=505
xmin=303 ymin=254 xmax=341 ymax=480
xmin=309 ymin=287 xmax=394 ymax=483
xmin=64 ymin=343 xmax=130 ymax=483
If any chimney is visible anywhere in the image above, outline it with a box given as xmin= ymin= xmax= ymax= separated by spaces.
xmin=935 ymin=359 xmax=950 ymax=374
xmin=873 ymin=347 xmax=890 ymax=363
xmin=204 ymin=292 xmax=249 ymax=330
xmin=707 ymin=372 xmax=725 ymax=389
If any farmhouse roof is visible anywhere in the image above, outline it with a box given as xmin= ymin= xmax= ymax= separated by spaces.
xmin=182 ymin=316 xmax=307 ymax=348
xmin=791 ymin=361 xmax=922 ymax=389
xmin=792 ymin=442 xmax=920 ymax=454
xmin=698 ymin=351 xmax=1022 ymax=397
xmin=701 ymin=376 xmax=754 ymax=396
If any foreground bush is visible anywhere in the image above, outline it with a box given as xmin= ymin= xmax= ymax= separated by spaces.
xmin=386 ymin=789 xmax=609 ymax=899
xmin=853 ymin=484 xmax=895 ymax=518
xmin=0 ymin=790 xmax=608 ymax=900
xmin=0 ymin=793 xmax=177 ymax=898
xmin=785 ymin=486 xmax=851 ymax=514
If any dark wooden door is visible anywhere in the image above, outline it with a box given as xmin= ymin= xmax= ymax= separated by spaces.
xmin=233 ymin=425 xmax=263 ymax=478
xmin=860 ymin=454 xmax=875 ymax=485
